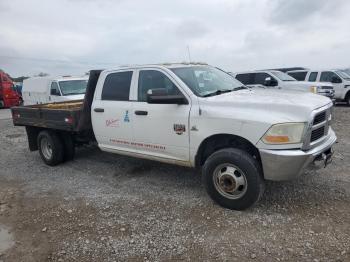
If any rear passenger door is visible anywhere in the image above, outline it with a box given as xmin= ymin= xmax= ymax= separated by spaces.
xmin=91 ymin=70 xmax=136 ymax=151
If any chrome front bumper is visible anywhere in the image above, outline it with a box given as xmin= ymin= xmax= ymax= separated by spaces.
xmin=259 ymin=129 xmax=337 ymax=181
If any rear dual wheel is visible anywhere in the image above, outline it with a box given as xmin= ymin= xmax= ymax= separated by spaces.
xmin=37 ymin=130 xmax=75 ymax=166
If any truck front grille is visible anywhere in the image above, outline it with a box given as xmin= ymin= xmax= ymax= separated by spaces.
xmin=313 ymin=111 xmax=326 ymax=125
xmin=311 ymin=126 xmax=325 ymax=142
xmin=321 ymin=86 xmax=333 ymax=90
xmin=303 ymin=105 xmax=332 ymax=150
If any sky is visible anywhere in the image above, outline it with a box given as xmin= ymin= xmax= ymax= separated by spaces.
xmin=0 ymin=0 xmax=350 ymax=77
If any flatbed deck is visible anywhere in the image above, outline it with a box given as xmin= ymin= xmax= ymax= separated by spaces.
xmin=12 ymin=100 xmax=84 ymax=131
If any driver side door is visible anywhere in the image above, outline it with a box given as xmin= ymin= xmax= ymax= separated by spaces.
xmin=131 ymin=69 xmax=191 ymax=163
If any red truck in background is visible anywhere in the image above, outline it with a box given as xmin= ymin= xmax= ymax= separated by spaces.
xmin=0 ymin=70 xmax=22 ymax=108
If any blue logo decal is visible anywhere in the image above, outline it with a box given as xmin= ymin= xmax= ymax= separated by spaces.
xmin=124 ymin=110 xmax=130 ymax=122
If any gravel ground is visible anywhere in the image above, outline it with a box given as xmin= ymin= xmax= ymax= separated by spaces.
xmin=0 ymin=106 xmax=349 ymax=262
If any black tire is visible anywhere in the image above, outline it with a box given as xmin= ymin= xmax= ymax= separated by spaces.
xmin=37 ymin=130 xmax=64 ymax=166
xmin=346 ymin=93 xmax=350 ymax=107
xmin=202 ymin=148 xmax=265 ymax=210
xmin=61 ymin=133 xmax=75 ymax=161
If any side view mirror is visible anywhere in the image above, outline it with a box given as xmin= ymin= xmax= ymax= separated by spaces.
xmin=264 ymin=77 xmax=278 ymax=87
xmin=331 ymin=76 xmax=342 ymax=84
xmin=147 ymin=89 xmax=188 ymax=105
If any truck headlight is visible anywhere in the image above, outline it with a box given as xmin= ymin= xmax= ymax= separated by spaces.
xmin=310 ymin=86 xmax=319 ymax=93
xmin=262 ymin=123 xmax=306 ymax=144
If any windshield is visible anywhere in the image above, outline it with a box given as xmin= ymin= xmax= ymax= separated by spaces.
xmin=170 ymin=66 xmax=246 ymax=97
xmin=58 ymin=80 xmax=88 ymax=96
xmin=336 ymin=70 xmax=350 ymax=80
xmin=270 ymin=71 xmax=296 ymax=81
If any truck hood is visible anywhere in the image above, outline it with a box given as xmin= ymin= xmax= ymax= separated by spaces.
xmin=199 ymin=88 xmax=332 ymax=123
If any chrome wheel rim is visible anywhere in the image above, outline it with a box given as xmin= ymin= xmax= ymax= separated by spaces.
xmin=213 ymin=164 xmax=248 ymax=199
xmin=40 ymin=137 xmax=53 ymax=160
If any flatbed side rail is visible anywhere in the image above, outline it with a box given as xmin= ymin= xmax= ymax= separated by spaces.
xmin=11 ymin=106 xmax=82 ymax=131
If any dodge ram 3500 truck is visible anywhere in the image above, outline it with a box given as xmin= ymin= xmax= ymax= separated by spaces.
xmin=11 ymin=64 xmax=337 ymax=210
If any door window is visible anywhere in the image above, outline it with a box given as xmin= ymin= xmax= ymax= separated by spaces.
xmin=138 ymin=70 xmax=181 ymax=102
xmin=288 ymin=71 xmax=307 ymax=81
xmin=50 ymin=82 xmax=61 ymax=96
xmin=236 ymin=73 xmax=254 ymax=85
xmin=101 ymin=71 xmax=133 ymax=101
xmin=308 ymin=72 xmax=318 ymax=82
xmin=320 ymin=71 xmax=341 ymax=83
xmin=253 ymin=73 xmax=275 ymax=85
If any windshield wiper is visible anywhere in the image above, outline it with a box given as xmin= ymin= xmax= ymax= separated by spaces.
xmin=202 ymin=89 xmax=233 ymax=97
xmin=202 ymin=86 xmax=247 ymax=97
xmin=232 ymin=86 xmax=248 ymax=91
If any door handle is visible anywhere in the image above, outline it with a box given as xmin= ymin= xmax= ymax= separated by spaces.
xmin=134 ymin=110 xmax=148 ymax=116
xmin=94 ymin=108 xmax=104 ymax=113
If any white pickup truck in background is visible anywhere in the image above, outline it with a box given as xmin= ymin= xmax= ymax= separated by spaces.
xmin=12 ymin=64 xmax=337 ymax=210
xmin=286 ymin=69 xmax=350 ymax=105
xmin=232 ymin=70 xmax=335 ymax=100
xmin=22 ymin=76 xmax=88 ymax=105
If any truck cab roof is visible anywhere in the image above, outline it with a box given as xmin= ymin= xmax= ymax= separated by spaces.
xmin=102 ymin=62 xmax=210 ymax=72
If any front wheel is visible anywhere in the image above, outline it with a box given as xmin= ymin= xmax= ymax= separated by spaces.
xmin=202 ymin=148 xmax=265 ymax=210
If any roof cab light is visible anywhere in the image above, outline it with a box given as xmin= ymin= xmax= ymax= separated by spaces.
xmin=262 ymin=123 xmax=306 ymax=144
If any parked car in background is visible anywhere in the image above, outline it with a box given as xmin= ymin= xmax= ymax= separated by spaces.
xmin=22 ymin=76 xmax=89 ymax=105
xmin=231 ymin=70 xmax=334 ymax=100
xmin=286 ymin=69 xmax=350 ymax=105
xmin=0 ymin=70 xmax=22 ymax=108
xmin=12 ymin=64 xmax=336 ymax=210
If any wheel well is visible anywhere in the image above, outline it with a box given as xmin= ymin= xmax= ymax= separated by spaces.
xmin=345 ymin=90 xmax=350 ymax=99
xmin=195 ymin=134 xmax=261 ymax=168
xmin=25 ymin=127 xmax=75 ymax=151
xmin=25 ymin=126 xmax=43 ymax=151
